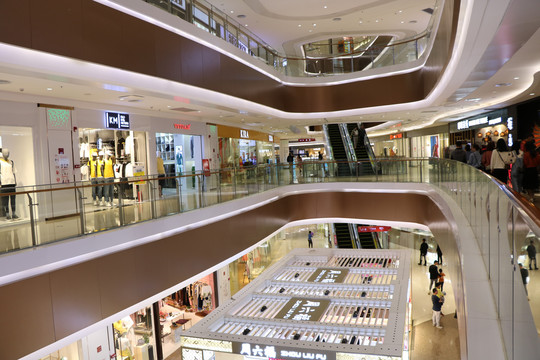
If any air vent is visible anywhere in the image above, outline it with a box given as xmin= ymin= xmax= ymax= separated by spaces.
xmin=170 ymin=107 xmax=198 ymax=112
xmin=421 ymin=110 xmax=438 ymax=113
xmin=0 ymin=80 xmax=11 ymax=85
xmin=119 ymin=95 xmax=144 ymax=103
xmin=422 ymin=8 xmax=434 ymax=14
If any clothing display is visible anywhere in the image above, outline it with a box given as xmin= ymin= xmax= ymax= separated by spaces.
xmin=125 ymin=135 xmax=134 ymax=155
xmin=0 ymin=151 xmax=18 ymax=218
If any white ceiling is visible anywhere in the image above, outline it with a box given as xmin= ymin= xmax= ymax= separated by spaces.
xmin=0 ymin=0 xmax=539 ymax=140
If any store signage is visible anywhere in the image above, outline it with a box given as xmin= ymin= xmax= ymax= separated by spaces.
xmin=297 ymin=138 xmax=316 ymax=142
xmin=233 ymin=343 xmax=334 ymax=360
xmin=389 ymin=133 xmax=402 ymax=140
xmin=269 ymin=135 xmax=274 ymax=142
xmin=358 ymin=226 xmax=392 ymax=233
xmin=174 ymin=123 xmax=191 ymax=130
xmin=105 ymin=112 xmax=130 ymax=129
xmin=457 ymin=116 xmax=488 ymax=130
xmin=240 ymin=129 xmax=249 ymax=138
xmin=508 ymin=117 xmax=514 ymax=130
xmin=202 ymin=159 xmax=210 ymax=176
xmin=275 ymin=298 xmax=330 ymax=321
xmin=488 ymin=117 xmax=502 ymax=125
xmin=307 ymin=268 xmax=349 ymax=283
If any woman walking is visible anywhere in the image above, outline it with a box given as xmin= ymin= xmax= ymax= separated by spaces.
xmin=490 ymin=138 xmax=516 ymax=184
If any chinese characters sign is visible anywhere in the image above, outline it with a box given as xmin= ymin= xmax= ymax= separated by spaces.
xmin=275 ymin=298 xmax=330 ymax=321
xmin=307 ymin=268 xmax=349 ymax=283
xmin=232 ymin=343 xmax=334 ymax=360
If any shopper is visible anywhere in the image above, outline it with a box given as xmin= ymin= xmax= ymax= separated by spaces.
xmin=481 ymin=141 xmax=495 ymax=173
xmin=296 ymin=155 xmax=303 ymax=176
xmin=287 ymin=151 xmax=294 ymax=183
xmin=527 ymin=240 xmax=538 ymax=270
xmin=490 ymin=138 xmax=516 ymax=184
xmin=307 ymin=230 xmax=314 ymax=248
xmin=419 ymin=238 xmax=428 ymax=266
xmin=450 ymin=141 xmax=467 ymax=163
xmin=432 ymin=288 xmax=444 ymax=329
xmin=351 ymin=127 xmax=359 ymax=149
xmin=510 ymin=141 xmax=524 ymax=193
xmin=436 ymin=244 xmax=443 ymax=265
xmin=522 ymin=140 xmax=540 ymax=202
xmin=519 ymin=263 xmax=529 ymax=297
xmin=429 ymin=261 xmax=439 ymax=294
xmin=468 ymin=144 xmax=482 ymax=169
xmin=438 ymin=268 xmax=446 ymax=292
xmin=465 ymin=144 xmax=472 ymax=163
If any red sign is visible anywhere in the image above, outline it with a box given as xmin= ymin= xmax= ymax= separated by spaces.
xmin=389 ymin=133 xmax=402 ymax=140
xmin=358 ymin=226 xmax=391 ymax=233
xmin=297 ymin=138 xmax=316 ymax=142
xmin=97 ymin=346 xmax=102 ymax=353
xmin=58 ymin=148 xmax=64 ymax=154
xmin=202 ymin=159 xmax=210 ymax=176
xmin=174 ymin=123 xmax=191 ymax=130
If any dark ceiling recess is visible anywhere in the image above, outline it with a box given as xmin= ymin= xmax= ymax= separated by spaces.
xmin=422 ymin=8 xmax=434 ymax=14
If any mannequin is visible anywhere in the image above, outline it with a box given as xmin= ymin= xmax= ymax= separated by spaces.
xmin=157 ymin=151 xmax=165 ymax=197
xmin=0 ymin=149 xmax=18 ymax=220
xmin=103 ymin=152 xmax=115 ymax=207
xmin=89 ymin=153 xmax=99 ymax=205
xmin=97 ymin=151 xmax=105 ymax=206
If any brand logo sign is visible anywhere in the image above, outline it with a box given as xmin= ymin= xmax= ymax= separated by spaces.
xmin=297 ymin=138 xmax=316 ymax=142
xmin=232 ymin=343 xmax=333 ymax=360
xmin=358 ymin=225 xmax=391 ymax=232
xmin=174 ymin=123 xmax=191 ymax=130
xmin=307 ymin=268 xmax=349 ymax=283
xmin=389 ymin=133 xmax=402 ymax=140
xmin=240 ymin=130 xmax=249 ymax=138
xmin=275 ymin=298 xmax=330 ymax=321
xmin=106 ymin=112 xmax=130 ymax=129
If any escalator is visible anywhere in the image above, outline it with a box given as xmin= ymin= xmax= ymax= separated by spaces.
xmin=347 ymin=123 xmax=375 ymax=175
xmin=327 ymin=124 xmax=352 ymax=176
xmin=357 ymin=231 xmax=377 ymax=249
xmin=334 ymin=223 xmax=354 ymax=248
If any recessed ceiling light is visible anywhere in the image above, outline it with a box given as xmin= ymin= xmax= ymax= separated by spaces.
xmin=244 ymin=24 xmax=248 ymax=27
xmin=513 ymin=77 xmax=519 ymax=80
xmin=465 ymin=98 xmax=481 ymax=102
xmin=495 ymin=82 xmax=511 ymax=87
xmin=230 ymin=10 xmax=234 ymax=13
xmin=0 ymin=80 xmax=11 ymax=85
xmin=398 ymin=10 xmax=403 ymax=13
xmin=309 ymin=30 xmax=312 ymax=32
xmin=375 ymin=19 xmax=379 ymax=23
xmin=298 ymin=24 xmax=302 ymax=27
xmin=313 ymin=23 xmax=316 ymax=27
xmin=400 ymin=21 xmax=404 ymax=24
xmin=167 ymin=105 xmax=171 ymax=108
xmin=359 ymin=20 xmax=363 ymax=24
xmin=530 ymin=93 xmax=536 ymax=96
xmin=323 ymin=5 xmax=327 ymax=9
xmin=46 ymin=88 xmax=53 ymax=91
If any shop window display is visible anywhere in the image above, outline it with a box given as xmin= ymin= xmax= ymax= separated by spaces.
xmin=79 ymin=129 xmax=147 ymax=207
xmin=112 ymin=307 xmax=157 ymax=360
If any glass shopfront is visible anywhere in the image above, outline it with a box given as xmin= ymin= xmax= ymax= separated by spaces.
xmin=373 ymin=133 xmax=409 ymax=158
xmin=217 ymin=125 xmax=276 ymax=168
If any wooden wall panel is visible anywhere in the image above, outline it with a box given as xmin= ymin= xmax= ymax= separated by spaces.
xmin=0 ymin=274 xmax=55 ymax=360
xmin=29 ymin=0 xmax=84 ymax=60
xmin=154 ymin=26 xmax=184 ymax=82
xmin=0 ymin=0 xmax=32 ymax=47
xmin=120 ymin=15 xmax=157 ymax=76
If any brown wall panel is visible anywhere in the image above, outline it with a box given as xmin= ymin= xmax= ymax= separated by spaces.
xmin=29 ymin=0 xmax=84 ymax=60
xmin=0 ymin=191 xmax=455 ymax=359
xmin=0 ymin=274 xmax=55 ymax=360
xmin=0 ymin=0 xmax=32 ymax=47
xmin=50 ymin=260 xmax=102 ymax=339
xmin=0 ymin=0 xmax=458 ymax=114
xmin=81 ymin=0 xmax=127 ymax=70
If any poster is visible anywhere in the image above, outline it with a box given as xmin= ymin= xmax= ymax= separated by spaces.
xmin=202 ymin=159 xmax=210 ymax=176
xmin=430 ymin=135 xmax=439 ymax=158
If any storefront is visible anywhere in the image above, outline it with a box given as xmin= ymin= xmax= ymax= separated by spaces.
xmin=406 ymin=125 xmax=449 ymax=159
xmin=372 ymin=132 xmax=409 ymax=158
xmin=449 ymin=109 xmax=514 ymax=152
xmin=154 ymin=120 xmax=206 ymax=192
xmin=217 ymin=125 xmax=276 ymax=168
xmin=287 ymin=137 xmax=327 ymax=160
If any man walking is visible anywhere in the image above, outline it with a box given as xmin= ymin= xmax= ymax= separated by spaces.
xmin=527 ymin=240 xmax=538 ymax=270
xmin=432 ymin=288 xmax=444 ymax=329
xmin=307 ymin=231 xmax=314 ymax=248
xmin=519 ymin=263 xmax=529 ymax=298
xmin=419 ymin=239 xmax=428 ymax=265
xmin=429 ymin=261 xmax=439 ymax=294
xmin=436 ymin=244 xmax=443 ymax=265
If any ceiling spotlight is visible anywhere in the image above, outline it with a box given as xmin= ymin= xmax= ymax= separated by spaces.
xmin=313 ymin=23 xmax=317 ymax=27
xmin=46 ymin=88 xmax=53 ymax=91
xmin=530 ymin=93 xmax=536 ymax=96
xmin=359 ymin=20 xmax=363 ymax=24
xmin=514 ymin=77 xmax=519 ymax=80
xmin=323 ymin=5 xmax=327 ymax=9
xmin=230 ymin=10 xmax=234 ymax=13
xmin=400 ymin=21 xmax=404 ymax=24
xmin=298 ymin=24 xmax=302 ymax=27
xmin=244 ymin=24 xmax=248 ymax=27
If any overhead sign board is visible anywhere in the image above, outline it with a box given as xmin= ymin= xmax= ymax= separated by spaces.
xmin=358 ymin=226 xmax=391 ymax=233
xmin=232 ymin=343 xmax=335 ymax=360
xmin=307 ymin=268 xmax=349 ymax=283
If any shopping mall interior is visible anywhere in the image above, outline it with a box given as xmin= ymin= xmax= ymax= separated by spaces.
xmin=1 ymin=0 xmax=540 ymax=360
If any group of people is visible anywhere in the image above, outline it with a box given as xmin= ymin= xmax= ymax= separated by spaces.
xmin=450 ymin=137 xmax=540 ymax=202
xmin=419 ymin=239 xmax=447 ymax=329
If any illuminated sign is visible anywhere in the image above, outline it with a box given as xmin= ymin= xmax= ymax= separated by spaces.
xmin=488 ymin=117 xmax=502 ymax=125
xmin=389 ymin=133 xmax=402 ymax=140
xmin=105 ymin=112 xmax=130 ymax=129
xmin=233 ymin=343 xmax=333 ymax=360
xmin=174 ymin=123 xmax=191 ymax=130
xmin=508 ymin=133 xmax=514 ymax=147
xmin=507 ymin=117 xmax=514 ymax=130
xmin=457 ymin=116 xmax=489 ymax=130
xmin=275 ymin=298 xmax=330 ymax=321
xmin=240 ymin=130 xmax=249 ymax=138
xmin=269 ymin=135 xmax=274 ymax=142
xmin=307 ymin=268 xmax=349 ymax=283
xmin=298 ymin=138 xmax=316 ymax=142
xmin=358 ymin=226 xmax=391 ymax=233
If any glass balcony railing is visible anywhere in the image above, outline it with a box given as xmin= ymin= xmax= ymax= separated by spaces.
xmin=139 ymin=0 xmax=441 ymax=77
xmin=1 ymin=158 xmax=539 ymax=358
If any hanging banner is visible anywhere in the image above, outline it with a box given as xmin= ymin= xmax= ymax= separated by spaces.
xmin=358 ymin=226 xmax=391 ymax=233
